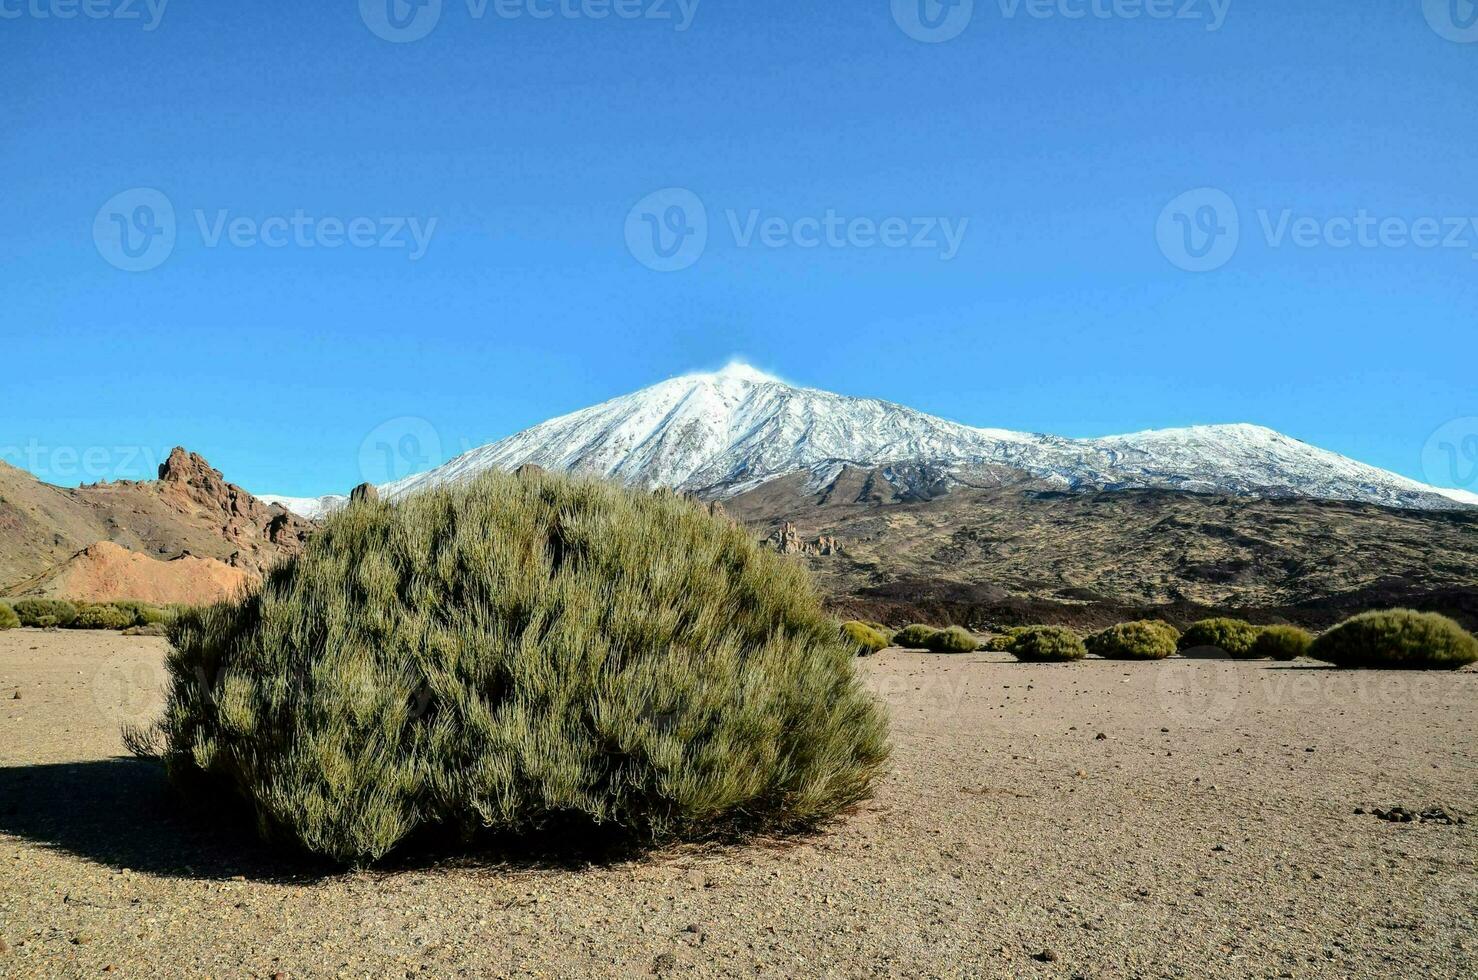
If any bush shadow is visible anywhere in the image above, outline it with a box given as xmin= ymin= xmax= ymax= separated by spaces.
xmin=0 ymin=757 xmax=331 ymax=884
xmin=0 ymin=758 xmax=802 ymax=882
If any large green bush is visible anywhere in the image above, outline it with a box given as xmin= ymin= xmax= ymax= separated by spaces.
xmin=0 ymin=602 xmax=18 ymax=631
xmin=841 ymin=621 xmax=890 ymax=657
xmin=1252 ymin=625 xmax=1314 ymax=661
xmin=12 ymin=598 xmax=77 ymax=629
xmin=1011 ymin=626 xmax=1087 ymax=662
xmin=1178 ymin=618 xmax=1261 ymax=658
xmin=1088 ymin=620 xmax=1179 ymax=660
xmin=1309 ymin=610 xmax=1478 ymax=670
xmin=893 ymin=624 xmax=937 ymax=649
xmin=154 ymin=471 xmax=890 ymax=865
xmin=925 ymin=625 xmax=978 ymax=653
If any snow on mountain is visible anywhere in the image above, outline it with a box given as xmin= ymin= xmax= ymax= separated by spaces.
xmin=258 ymin=493 xmax=347 ymax=521
xmin=357 ymin=363 xmax=1470 ymax=512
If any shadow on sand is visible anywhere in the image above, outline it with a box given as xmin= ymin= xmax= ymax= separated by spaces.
xmin=0 ymin=757 xmax=753 ymax=883
xmin=0 ymin=757 xmax=323 ymax=883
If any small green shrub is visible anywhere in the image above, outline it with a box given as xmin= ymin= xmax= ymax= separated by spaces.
xmin=893 ymin=624 xmax=937 ymax=649
xmin=1178 ymin=618 xmax=1261 ymax=658
xmin=0 ymin=602 xmax=18 ymax=631
xmin=1011 ymin=626 xmax=1087 ymax=662
xmin=1253 ymin=625 xmax=1314 ymax=661
xmin=983 ymin=626 xmax=1030 ymax=652
xmin=863 ymin=622 xmax=893 ymax=642
xmin=1088 ymin=620 xmax=1179 ymax=660
xmin=71 ymin=602 xmax=137 ymax=631
xmin=154 ymin=471 xmax=890 ymax=865
xmin=841 ymin=621 xmax=890 ymax=656
xmin=1309 ymin=610 xmax=1478 ymax=670
xmin=925 ymin=625 xmax=978 ymax=653
xmin=13 ymin=599 xmax=77 ymax=629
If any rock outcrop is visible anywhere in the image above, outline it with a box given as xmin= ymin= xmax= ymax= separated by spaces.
xmin=349 ymin=482 xmax=379 ymax=505
xmin=154 ymin=447 xmax=313 ymax=574
xmin=768 ymin=522 xmax=842 ymax=557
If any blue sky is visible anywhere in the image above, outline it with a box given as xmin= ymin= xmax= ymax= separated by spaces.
xmin=2 ymin=0 xmax=1475 ymax=495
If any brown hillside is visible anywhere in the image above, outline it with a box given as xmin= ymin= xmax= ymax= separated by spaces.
xmin=11 ymin=541 xmax=254 ymax=605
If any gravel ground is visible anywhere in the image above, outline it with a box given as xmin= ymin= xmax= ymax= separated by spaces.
xmin=1 ymin=630 xmax=1474 ymax=978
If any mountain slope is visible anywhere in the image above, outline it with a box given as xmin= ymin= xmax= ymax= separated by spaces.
xmin=723 ymin=465 xmax=1478 ymax=631
xmin=0 ymin=448 xmax=313 ymax=596
xmin=364 ymin=364 xmax=1469 ymax=512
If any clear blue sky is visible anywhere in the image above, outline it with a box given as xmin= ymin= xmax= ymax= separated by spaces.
xmin=3 ymin=1 xmax=1475 ymax=495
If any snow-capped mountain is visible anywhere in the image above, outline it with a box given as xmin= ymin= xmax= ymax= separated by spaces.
xmin=318 ymin=362 xmax=1470 ymax=513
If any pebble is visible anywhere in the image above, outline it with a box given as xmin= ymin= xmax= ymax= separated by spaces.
xmin=652 ymin=951 xmax=678 ymax=973
xmin=0 ymin=937 xmax=10 ymax=954
xmin=1033 ymin=949 xmax=1059 ymax=963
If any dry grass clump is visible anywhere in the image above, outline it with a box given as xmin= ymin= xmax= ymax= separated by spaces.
xmin=0 ymin=601 xmax=18 ymax=630
xmin=1010 ymin=626 xmax=1087 ymax=662
xmin=1087 ymin=620 xmax=1179 ymax=660
xmin=1178 ymin=618 xmax=1261 ymax=658
xmin=1309 ymin=610 xmax=1477 ymax=670
xmin=154 ymin=470 xmax=890 ymax=865
xmin=841 ymin=621 xmax=890 ymax=656
xmin=925 ymin=625 xmax=979 ymax=653
xmin=1252 ymin=625 xmax=1314 ymax=661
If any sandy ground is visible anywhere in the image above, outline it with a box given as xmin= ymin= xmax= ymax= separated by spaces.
xmin=1 ymin=630 xmax=1474 ymax=979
